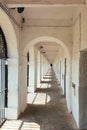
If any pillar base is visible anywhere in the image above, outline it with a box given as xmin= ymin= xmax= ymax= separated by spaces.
xmin=27 ymin=86 xmax=35 ymax=93
xmin=5 ymin=107 xmax=18 ymax=119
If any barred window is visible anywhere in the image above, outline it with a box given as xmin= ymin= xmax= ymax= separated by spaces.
xmin=0 ymin=27 xmax=7 ymax=59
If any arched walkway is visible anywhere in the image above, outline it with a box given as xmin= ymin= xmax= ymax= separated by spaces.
xmin=23 ymin=36 xmax=70 ymax=57
xmin=23 ymin=36 xmax=72 ymax=111
xmin=0 ymin=9 xmax=19 ymax=120
xmin=0 ymin=8 xmax=18 ymax=58
xmin=1 ymin=68 xmax=78 ymax=130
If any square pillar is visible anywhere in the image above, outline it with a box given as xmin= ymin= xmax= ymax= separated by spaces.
xmin=5 ymin=59 xmax=19 ymax=119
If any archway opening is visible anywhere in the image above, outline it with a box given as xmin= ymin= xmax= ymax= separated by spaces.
xmin=23 ymin=36 xmax=71 ymax=111
xmin=0 ymin=9 xmax=19 ymax=120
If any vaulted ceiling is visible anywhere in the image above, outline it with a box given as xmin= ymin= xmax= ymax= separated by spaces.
xmin=20 ymin=6 xmax=78 ymax=27
xmin=35 ymin=42 xmax=61 ymax=64
xmin=2 ymin=0 xmax=83 ymax=26
xmin=1 ymin=0 xmax=86 ymax=63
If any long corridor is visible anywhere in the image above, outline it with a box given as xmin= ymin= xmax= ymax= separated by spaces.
xmin=1 ymin=69 xmax=78 ymax=130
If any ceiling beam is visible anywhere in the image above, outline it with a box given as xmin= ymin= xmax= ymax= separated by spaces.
xmin=5 ymin=0 xmax=86 ymax=8
xmin=23 ymin=18 xmax=72 ymax=27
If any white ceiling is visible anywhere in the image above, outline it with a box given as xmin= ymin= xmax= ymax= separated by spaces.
xmin=35 ymin=42 xmax=61 ymax=63
xmin=5 ymin=0 xmax=86 ymax=5
xmin=4 ymin=0 xmax=80 ymax=26
xmin=22 ymin=6 xmax=78 ymax=20
xmin=3 ymin=0 xmax=84 ymax=62
xmin=8 ymin=5 xmax=79 ymax=26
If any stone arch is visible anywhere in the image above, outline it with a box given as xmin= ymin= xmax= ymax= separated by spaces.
xmin=0 ymin=27 xmax=7 ymax=58
xmin=23 ymin=36 xmax=70 ymax=58
xmin=0 ymin=8 xmax=18 ymax=58
xmin=23 ymin=36 xmax=71 ymax=111
xmin=0 ymin=9 xmax=19 ymax=120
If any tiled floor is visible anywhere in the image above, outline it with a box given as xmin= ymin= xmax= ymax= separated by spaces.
xmin=1 ymin=69 xmax=78 ymax=130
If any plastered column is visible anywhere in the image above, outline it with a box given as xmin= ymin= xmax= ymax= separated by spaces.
xmin=18 ymin=29 xmax=27 ymax=116
xmin=42 ymin=55 xmax=46 ymax=78
xmin=34 ymin=47 xmax=38 ymax=90
xmin=43 ymin=56 xmax=45 ymax=76
xmin=40 ymin=54 xmax=44 ymax=80
xmin=41 ymin=55 xmax=44 ymax=79
xmin=5 ymin=58 xmax=19 ymax=119
xmin=37 ymin=51 xmax=41 ymax=88
xmin=66 ymin=58 xmax=72 ymax=112
xmin=28 ymin=47 xmax=36 ymax=92
xmin=19 ymin=55 xmax=27 ymax=113
xmin=44 ymin=57 xmax=48 ymax=75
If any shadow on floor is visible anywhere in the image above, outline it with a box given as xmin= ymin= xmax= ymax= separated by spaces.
xmin=0 ymin=69 xmax=78 ymax=130
xmin=19 ymin=70 xmax=78 ymax=130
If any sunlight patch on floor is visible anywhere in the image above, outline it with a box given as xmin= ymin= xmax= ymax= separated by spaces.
xmin=27 ymin=93 xmax=50 ymax=105
xmin=43 ymin=75 xmax=53 ymax=79
xmin=21 ymin=122 xmax=40 ymax=130
xmin=0 ymin=120 xmax=22 ymax=130
xmin=40 ymin=83 xmax=51 ymax=88
xmin=0 ymin=121 xmax=40 ymax=130
xmin=43 ymin=78 xmax=52 ymax=82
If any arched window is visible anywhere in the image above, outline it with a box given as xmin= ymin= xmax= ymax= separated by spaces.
xmin=0 ymin=27 xmax=8 ymax=125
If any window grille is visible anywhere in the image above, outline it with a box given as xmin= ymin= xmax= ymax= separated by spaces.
xmin=0 ymin=27 xmax=8 ymax=126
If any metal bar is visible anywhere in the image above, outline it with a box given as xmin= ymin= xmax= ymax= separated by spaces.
xmin=0 ymin=89 xmax=7 ymax=93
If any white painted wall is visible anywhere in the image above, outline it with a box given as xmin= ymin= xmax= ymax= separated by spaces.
xmin=37 ymin=51 xmax=41 ymax=88
xmin=22 ymin=26 xmax=72 ymax=54
xmin=0 ymin=9 xmax=20 ymax=119
xmin=71 ymin=6 xmax=87 ymax=128
xmin=27 ymin=47 xmax=35 ymax=92
xmin=34 ymin=47 xmax=38 ymax=90
xmin=2 ymin=3 xmax=87 ymax=129
xmin=71 ymin=15 xmax=80 ymax=126
xmin=53 ymin=44 xmax=72 ymax=113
